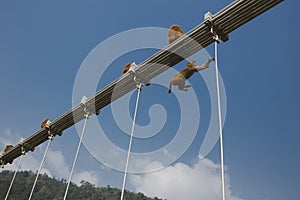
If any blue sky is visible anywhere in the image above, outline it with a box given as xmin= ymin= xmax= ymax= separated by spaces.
xmin=0 ymin=0 xmax=299 ymax=199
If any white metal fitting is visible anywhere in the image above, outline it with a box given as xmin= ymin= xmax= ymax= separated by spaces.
xmin=19 ymin=137 xmax=25 ymax=145
xmin=81 ymin=96 xmax=88 ymax=105
xmin=128 ymin=62 xmax=138 ymax=74
xmin=83 ymin=108 xmax=90 ymax=118
xmin=81 ymin=96 xmax=90 ymax=118
xmin=210 ymin=27 xmax=221 ymax=43
xmin=128 ymin=62 xmax=144 ymax=89
xmin=19 ymin=138 xmax=26 ymax=154
xmin=48 ymin=133 xmax=54 ymax=140
xmin=21 ymin=147 xmax=26 ymax=155
xmin=45 ymin=119 xmax=52 ymax=129
xmin=204 ymin=12 xmax=213 ymax=21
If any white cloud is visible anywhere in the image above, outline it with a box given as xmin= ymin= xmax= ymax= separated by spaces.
xmin=45 ymin=148 xmax=69 ymax=178
xmin=72 ymin=171 xmax=99 ymax=186
xmin=130 ymin=158 xmax=243 ymax=200
xmin=128 ymin=156 xmax=164 ymax=173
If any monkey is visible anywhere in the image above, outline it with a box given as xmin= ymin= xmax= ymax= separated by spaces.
xmin=122 ymin=62 xmax=151 ymax=86
xmin=122 ymin=63 xmax=132 ymax=75
xmin=4 ymin=145 xmax=13 ymax=153
xmin=41 ymin=118 xmax=50 ymax=128
xmin=167 ymin=25 xmax=186 ymax=68
xmin=168 ymin=58 xmax=214 ymax=93
xmin=168 ymin=25 xmax=184 ymax=44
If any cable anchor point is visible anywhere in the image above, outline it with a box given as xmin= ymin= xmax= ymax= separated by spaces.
xmin=204 ymin=12 xmax=229 ymax=43
xmin=80 ymin=96 xmax=101 ymax=116
xmin=47 ymin=130 xmax=54 ymax=140
xmin=44 ymin=120 xmax=54 ymax=140
xmin=19 ymin=138 xmax=27 ymax=155
xmin=81 ymin=96 xmax=92 ymax=119
xmin=128 ymin=62 xmax=146 ymax=90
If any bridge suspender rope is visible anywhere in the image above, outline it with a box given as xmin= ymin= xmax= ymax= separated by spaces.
xmin=4 ymin=138 xmax=28 ymax=200
xmin=28 ymin=134 xmax=53 ymax=200
xmin=4 ymin=155 xmax=24 ymax=200
xmin=214 ymin=36 xmax=226 ymax=200
xmin=63 ymin=98 xmax=90 ymax=200
xmin=206 ymin=10 xmax=227 ymax=199
xmin=120 ymin=83 xmax=142 ymax=200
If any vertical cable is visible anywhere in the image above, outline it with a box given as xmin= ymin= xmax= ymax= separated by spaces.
xmin=215 ymin=40 xmax=226 ymax=200
xmin=28 ymin=135 xmax=53 ymax=200
xmin=63 ymin=114 xmax=89 ymax=200
xmin=120 ymin=84 xmax=142 ymax=200
xmin=5 ymin=155 xmax=24 ymax=200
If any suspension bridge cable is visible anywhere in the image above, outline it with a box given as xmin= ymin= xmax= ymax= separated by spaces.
xmin=214 ymin=39 xmax=226 ymax=200
xmin=63 ymin=112 xmax=89 ymax=200
xmin=28 ymin=135 xmax=53 ymax=200
xmin=120 ymin=84 xmax=142 ymax=200
xmin=4 ymin=155 xmax=24 ymax=200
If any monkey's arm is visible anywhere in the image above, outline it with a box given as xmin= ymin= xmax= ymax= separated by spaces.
xmin=195 ymin=58 xmax=214 ymax=71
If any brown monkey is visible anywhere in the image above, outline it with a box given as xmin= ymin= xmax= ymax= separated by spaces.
xmin=4 ymin=145 xmax=13 ymax=153
xmin=168 ymin=25 xmax=184 ymax=44
xmin=168 ymin=58 xmax=214 ymax=93
xmin=122 ymin=63 xmax=132 ymax=75
xmin=41 ymin=118 xmax=50 ymax=128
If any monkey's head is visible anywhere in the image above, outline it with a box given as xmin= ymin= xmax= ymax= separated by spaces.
xmin=122 ymin=63 xmax=132 ymax=75
xmin=168 ymin=25 xmax=184 ymax=44
xmin=187 ymin=60 xmax=197 ymax=68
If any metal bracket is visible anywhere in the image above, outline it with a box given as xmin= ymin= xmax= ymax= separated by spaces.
xmin=80 ymin=96 xmax=100 ymax=116
xmin=19 ymin=137 xmax=35 ymax=154
xmin=44 ymin=119 xmax=52 ymax=129
xmin=81 ymin=96 xmax=90 ymax=118
xmin=81 ymin=96 xmax=95 ymax=119
xmin=43 ymin=119 xmax=62 ymax=137
xmin=44 ymin=119 xmax=54 ymax=139
xmin=128 ymin=62 xmax=144 ymax=90
xmin=204 ymin=12 xmax=229 ymax=43
xmin=19 ymin=138 xmax=27 ymax=155
xmin=47 ymin=130 xmax=54 ymax=140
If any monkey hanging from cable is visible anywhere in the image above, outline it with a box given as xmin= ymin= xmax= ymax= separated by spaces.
xmin=168 ymin=58 xmax=214 ymax=93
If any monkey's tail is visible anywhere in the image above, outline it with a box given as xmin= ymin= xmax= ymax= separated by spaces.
xmin=168 ymin=82 xmax=172 ymax=93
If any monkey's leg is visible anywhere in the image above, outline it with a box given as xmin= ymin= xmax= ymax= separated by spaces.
xmin=178 ymin=79 xmax=188 ymax=91
xmin=178 ymin=85 xmax=188 ymax=91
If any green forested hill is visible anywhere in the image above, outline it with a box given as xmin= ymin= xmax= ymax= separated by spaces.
xmin=0 ymin=170 xmax=162 ymax=200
